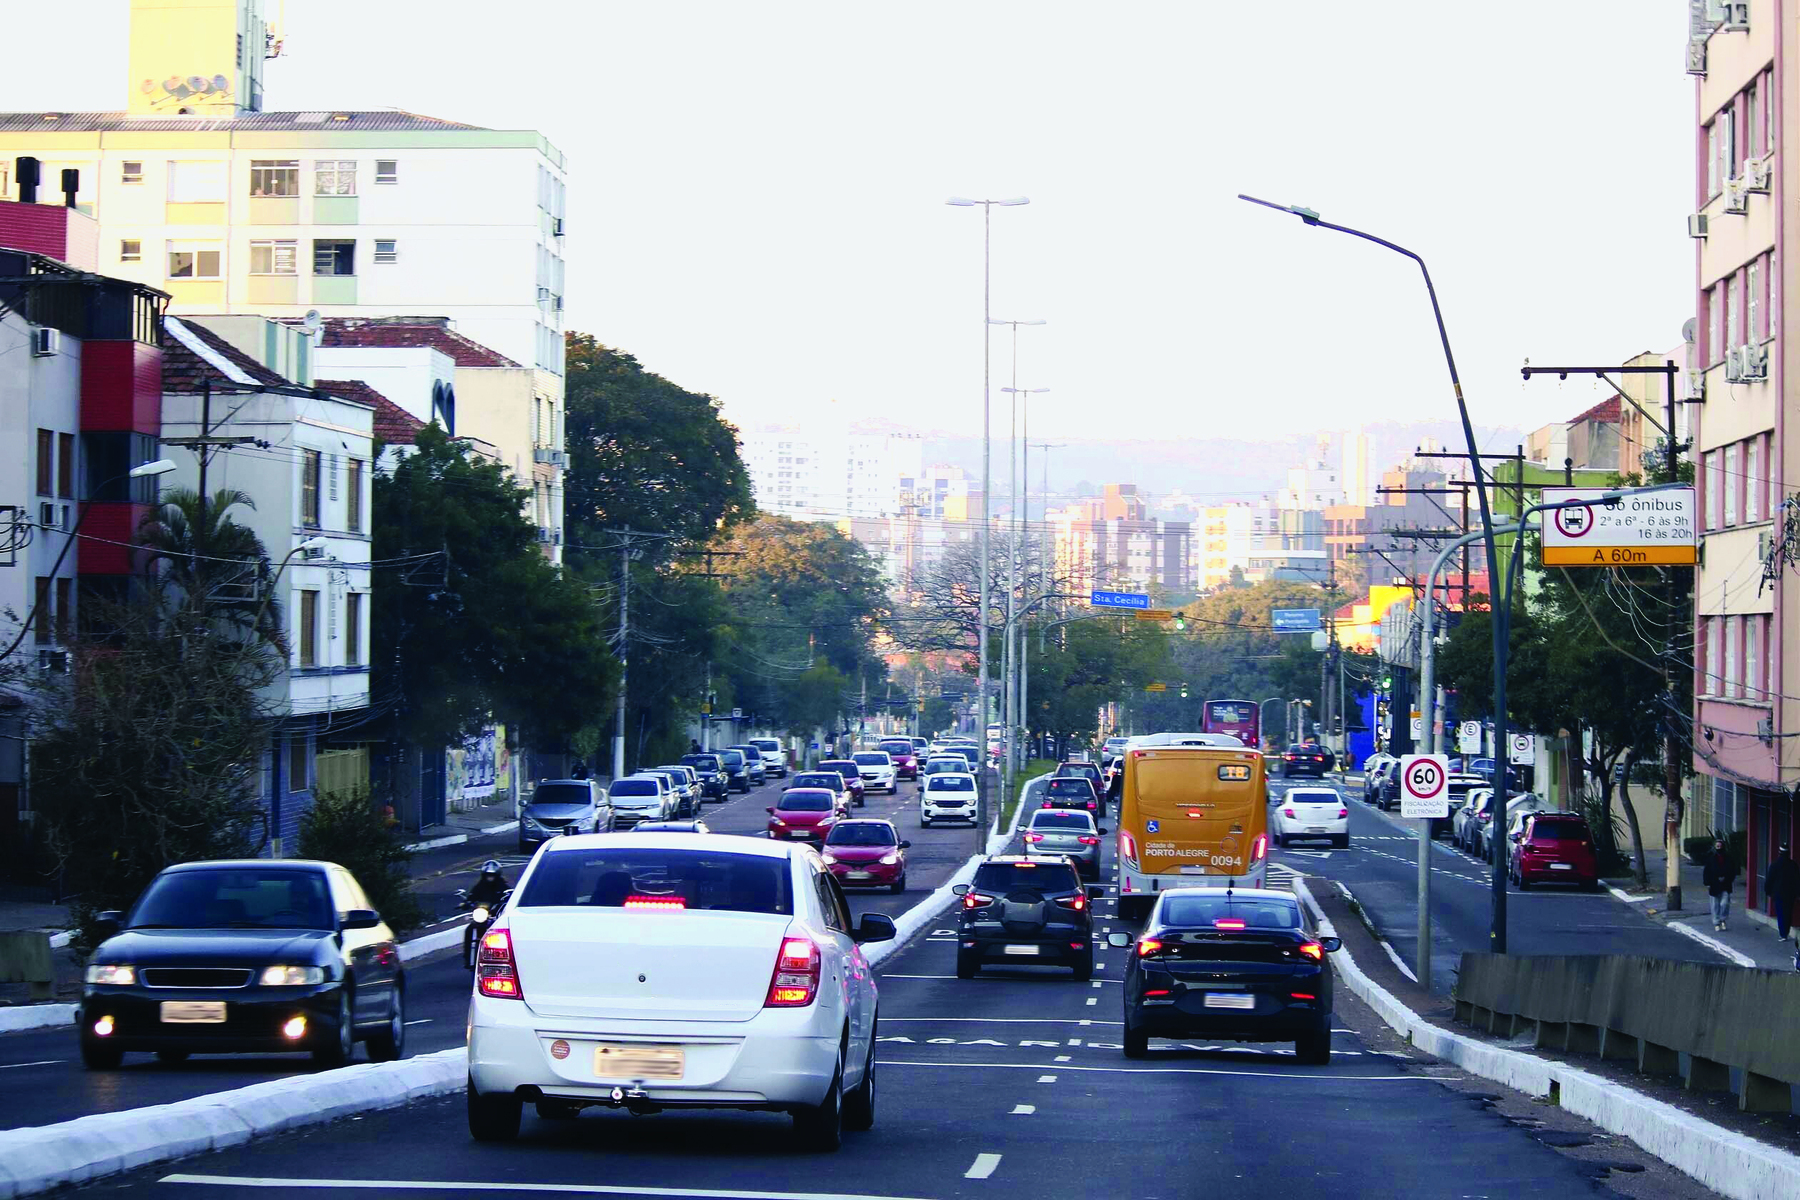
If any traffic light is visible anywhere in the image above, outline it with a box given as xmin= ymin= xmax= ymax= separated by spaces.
xmin=1380 ymin=673 xmax=1393 ymax=692
xmin=1173 ymin=612 xmax=1187 ymax=631
xmin=1179 ymin=683 xmax=1189 ymax=699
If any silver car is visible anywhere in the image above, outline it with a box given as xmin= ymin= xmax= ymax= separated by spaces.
xmin=608 ymin=774 xmax=675 ymax=828
xmin=651 ymin=765 xmax=702 ymax=817
xmin=519 ymin=779 xmax=613 ymax=852
xmin=1022 ymin=808 xmax=1102 ymax=881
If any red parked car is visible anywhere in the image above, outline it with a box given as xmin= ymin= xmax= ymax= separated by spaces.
xmin=1508 ymin=812 xmax=1599 ymax=890
xmin=819 ymin=760 xmax=868 ymax=807
xmin=822 ymin=818 xmax=910 ymax=893
xmin=880 ymin=738 xmax=919 ymax=780
xmin=766 ymin=788 xmax=840 ymax=842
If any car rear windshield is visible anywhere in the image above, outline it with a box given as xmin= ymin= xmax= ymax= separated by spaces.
xmin=681 ymin=755 xmax=720 ymax=770
xmin=719 ymin=751 xmax=745 ymax=766
xmin=779 ymin=791 xmax=833 ymax=811
xmin=973 ymin=862 xmax=1078 ymax=893
xmin=927 ymin=775 xmax=974 ymax=791
xmin=1287 ymin=745 xmax=1319 ymax=754
xmin=750 ymin=740 xmax=779 ymax=752
xmin=880 ymin=741 xmax=913 ymax=755
xmin=520 ymin=848 xmax=792 ymax=914
xmin=533 ymin=782 xmax=592 ymax=807
xmin=792 ymin=774 xmax=840 ymax=790
xmin=826 ymin=823 xmax=896 ymax=846
xmin=1056 ymin=764 xmax=1098 ymax=777
xmin=1287 ymin=791 xmax=1339 ymax=805
xmin=1046 ymin=779 xmax=1094 ymax=795
xmin=610 ymin=780 xmax=658 ymax=797
xmin=1533 ymin=820 xmax=1589 ymax=840
xmin=1030 ymin=812 xmax=1092 ymax=831
xmin=854 ymin=753 xmax=889 ymax=766
xmin=130 ymin=867 xmax=335 ymax=931
xmin=1160 ymin=894 xmax=1301 ymax=930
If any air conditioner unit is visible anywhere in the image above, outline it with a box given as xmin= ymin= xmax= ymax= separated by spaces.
xmin=1723 ymin=179 xmax=1749 ymax=214
xmin=30 ymin=327 xmax=59 ymax=356
xmin=1745 ymin=156 xmax=1771 ymax=193
xmin=1686 ymin=38 xmax=1707 ymax=76
xmin=37 ymin=649 xmax=69 ymax=675
xmin=532 ymin=447 xmax=566 ymax=467
xmin=536 ymin=286 xmax=552 ymax=301
xmin=300 ymin=545 xmax=327 ymax=560
xmin=1685 ymin=368 xmax=1706 ymax=401
xmin=1743 ymin=341 xmax=1769 ymax=380
xmin=1688 ymin=213 xmax=1708 ymax=238
xmin=1724 ymin=346 xmax=1748 ymax=382
xmin=552 ymin=217 xmax=564 ymax=236
xmin=1721 ymin=1 xmax=1749 ymax=31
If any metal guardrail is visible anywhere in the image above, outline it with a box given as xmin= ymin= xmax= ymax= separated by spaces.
xmin=1456 ymin=952 xmax=1800 ymax=1112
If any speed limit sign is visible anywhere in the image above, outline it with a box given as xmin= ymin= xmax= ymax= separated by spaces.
xmin=1399 ymin=754 xmax=1450 ymax=820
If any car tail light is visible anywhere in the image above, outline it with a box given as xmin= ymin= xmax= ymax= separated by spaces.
xmin=1251 ymin=833 xmax=1268 ymax=862
xmin=1024 ymin=832 xmax=1044 ymax=843
xmin=476 ymin=928 xmax=524 ymax=1000
xmin=962 ymin=892 xmax=995 ymax=910
xmin=1042 ymin=799 xmax=1053 ymax=807
xmin=1337 ymin=808 xmax=1348 ymax=819
xmin=1054 ymin=894 xmax=1087 ymax=911
xmin=1290 ymin=992 xmax=1317 ymax=1001
xmin=1136 ymin=937 xmax=1163 ymax=958
xmin=1119 ymin=829 xmax=1139 ymax=868
xmin=1282 ymin=808 xmax=1297 ymax=819
xmin=765 ymin=936 xmax=821 ymax=1007
xmin=624 ymin=895 xmax=685 ymax=910
xmin=1213 ymin=918 xmax=1246 ymax=929
xmin=1077 ymin=835 xmax=1100 ymax=846
xmin=1144 ymin=988 xmax=1172 ymax=997
xmin=1297 ymin=940 xmax=1323 ymax=962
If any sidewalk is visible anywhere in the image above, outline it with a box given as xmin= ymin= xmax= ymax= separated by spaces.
xmin=401 ymin=793 xmax=521 ymax=851
xmin=1606 ymin=842 xmax=1798 ymax=972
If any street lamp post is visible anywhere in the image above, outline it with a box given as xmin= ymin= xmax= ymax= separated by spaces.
xmin=948 ymin=195 xmax=1030 ymax=850
xmin=999 ymin=371 xmax=1048 ymax=796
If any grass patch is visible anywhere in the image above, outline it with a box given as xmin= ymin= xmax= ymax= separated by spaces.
xmin=999 ymin=759 xmax=1059 ymax=833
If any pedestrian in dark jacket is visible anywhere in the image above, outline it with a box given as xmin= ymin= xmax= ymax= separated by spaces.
xmin=1764 ymin=844 xmax=1799 ymax=943
xmin=1703 ymin=839 xmax=1738 ymax=932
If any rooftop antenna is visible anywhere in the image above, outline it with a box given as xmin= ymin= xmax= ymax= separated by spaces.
xmin=301 ymin=309 xmax=322 ymax=339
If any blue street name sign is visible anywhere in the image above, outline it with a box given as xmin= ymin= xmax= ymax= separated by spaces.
xmin=1271 ymin=608 xmax=1322 ymax=633
xmin=1090 ymin=590 xmax=1151 ymax=610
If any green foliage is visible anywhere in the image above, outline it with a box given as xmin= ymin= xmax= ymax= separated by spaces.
xmin=296 ymin=788 xmax=425 ymax=933
xmin=372 ymin=424 xmax=619 ymax=750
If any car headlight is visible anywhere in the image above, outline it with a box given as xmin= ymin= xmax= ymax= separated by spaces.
xmin=85 ymin=964 xmax=136 ymax=985
xmin=879 ymin=852 xmax=900 ymax=865
xmin=821 ymin=852 xmax=839 ymax=864
xmin=260 ymin=965 xmax=326 ymax=986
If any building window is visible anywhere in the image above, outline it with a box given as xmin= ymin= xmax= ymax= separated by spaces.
xmin=298 ymin=590 xmax=318 ymax=667
xmin=312 ymin=239 xmax=355 ymax=275
xmin=120 ymin=239 xmax=141 ymax=263
xmin=1726 ymin=102 xmax=1741 ymax=180
xmin=314 ymin=160 xmax=356 ymax=196
xmin=1702 ymin=451 xmax=1721 ymax=530
xmin=288 ymin=734 xmax=309 ymax=790
xmin=373 ymin=239 xmax=398 ymax=264
xmin=36 ymin=430 xmax=53 ymax=497
xmin=1746 ymin=436 xmax=1763 ymax=523
xmin=33 ymin=577 xmax=51 ymax=645
xmin=249 ymin=239 xmax=298 ymax=275
xmin=57 ymin=433 xmax=74 ymax=500
xmin=166 ymin=240 xmax=222 ymax=279
xmin=346 ymin=458 xmax=364 ymax=533
xmin=1747 ymin=614 xmax=1763 ymax=701
xmin=1748 ymin=259 xmax=1761 ymax=341
xmin=53 ymin=577 xmax=71 ymax=641
xmin=1724 ymin=615 xmax=1742 ymax=698
xmin=1747 ymin=81 xmax=1760 ymax=159
xmin=249 ymin=159 xmax=299 ymax=197
xmin=301 ymin=450 xmax=322 ymax=526
xmin=121 ymin=160 xmax=143 ymax=185
xmin=1767 ymin=431 xmax=1778 ymax=519
xmin=345 ymin=592 xmax=363 ymax=666
xmin=375 ymin=159 xmax=397 ymax=184
xmin=166 ymin=160 xmax=226 ymax=202
xmin=1706 ymin=122 xmax=1719 ymax=198
xmin=1725 ymin=271 xmax=1741 ymax=348
xmin=1708 ymin=282 xmax=1724 ymax=364
xmin=1723 ymin=444 xmax=1740 ymax=526
xmin=1763 ymin=70 xmax=1774 ymax=157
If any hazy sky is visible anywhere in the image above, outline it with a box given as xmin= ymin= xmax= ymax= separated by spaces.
xmin=8 ymin=2 xmax=1693 ymax=445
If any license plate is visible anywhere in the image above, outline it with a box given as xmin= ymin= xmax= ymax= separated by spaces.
xmin=1178 ymin=865 xmax=1210 ymax=875
xmin=1003 ymin=944 xmax=1040 ymax=956
xmin=1549 ymin=863 xmax=1572 ymax=870
xmin=1307 ymin=826 xmax=1327 ymax=833
xmin=593 ymin=1043 xmax=684 ymax=1080
xmin=160 ymin=1000 xmax=226 ymax=1024
xmin=1203 ymin=993 xmax=1255 ymax=1010
xmin=789 ymin=830 xmax=811 ymax=837
xmin=846 ymin=870 xmax=871 ymax=879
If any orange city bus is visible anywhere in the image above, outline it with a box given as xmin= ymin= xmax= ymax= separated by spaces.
xmin=1115 ymin=733 xmax=1269 ymax=922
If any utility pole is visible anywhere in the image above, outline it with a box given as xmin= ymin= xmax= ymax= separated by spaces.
xmin=615 ymin=527 xmax=631 ymax=781
xmin=162 ymin=380 xmax=264 ymax=561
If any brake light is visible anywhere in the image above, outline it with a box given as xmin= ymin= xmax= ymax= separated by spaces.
xmin=1087 ymin=800 xmax=1097 ymax=809
xmin=765 ymin=937 xmax=821 ymax=1007
xmin=1282 ymin=808 xmax=1296 ymax=819
xmin=962 ymin=891 xmax=995 ymax=910
xmin=1338 ymin=808 xmax=1348 ymax=819
xmin=1024 ymin=832 xmax=1044 ymax=843
xmin=1136 ymin=938 xmax=1163 ymax=958
xmin=624 ymin=895 xmax=685 ymax=910
xmin=1213 ymin=918 xmax=1246 ymax=929
xmin=1251 ymin=833 xmax=1268 ymax=862
xmin=1118 ymin=829 xmax=1139 ymax=868
xmin=476 ymin=928 xmax=523 ymax=1000
xmin=1077 ymin=835 xmax=1100 ymax=846
xmin=1290 ymin=992 xmax=1317 ymax=1001
xmin=1297 ymin=941 xmax=1323 ymax=962
xmin=1042 ymin=799 xmax=1052 ymax=807
xmin=1054 ymin=894 xmax=1087 ymax=911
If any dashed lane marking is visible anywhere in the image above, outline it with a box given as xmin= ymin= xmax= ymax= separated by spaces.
xmin=1037 ymin=1074 xmax=1057 ymax=1082
xmin=1054 ymin=1055 xmax=1071 ymax=1062
xmin=965 ymin=1154 xmax=1002 ymax=1180
xmin=1010 ymin=1104 xmax=1035 ymax=1115
xmin=1085 ymin=997 xmax=1097 ymax=1006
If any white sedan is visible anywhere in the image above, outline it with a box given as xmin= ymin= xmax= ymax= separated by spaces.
xmin=1272 ymin=787 xmax=1349 ymax=848
xmin=852 ymin=751 xmax=898 ymax=794
xmin=466 ymin=832 xmax=894 ymax=1150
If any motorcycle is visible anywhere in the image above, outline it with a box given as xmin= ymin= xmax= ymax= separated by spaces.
xmin=456 ymin=888 xmax=499 ymax=971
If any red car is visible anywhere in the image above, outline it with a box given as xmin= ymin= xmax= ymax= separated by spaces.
xmin=822 ymin=818 xmax=910 ymax=893
xmin=1508 ymin=812 xmax=1599 ymax=890
xmin=766 ymin=788 xmax=840 ymax=842
xmin=819 ymin=760 xmax=868 ymax=807
xmin=879 ymin=739 xmax=919 ymax=780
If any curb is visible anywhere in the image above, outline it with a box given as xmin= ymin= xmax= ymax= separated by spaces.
xmin=0 ymin=1005 xmax=76 ymax=1035
xmin=1664 ymin=918 xmax=1758 ymax=968
xmin=402 ymin=819 xmax=518 ymax=853
xmin=1291 ymin=877 xmax=1800 ymax=1200
xmin=0 ymin=1047 xmax=467 ymax=1199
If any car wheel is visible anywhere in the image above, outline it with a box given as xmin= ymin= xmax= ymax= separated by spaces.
xmin=156 ymin=1049 xmax=190 ymax=1064
xmin=80 ymin=1036 xmax=123 ymax=1070
xmin=366 ymin=984 xmax=406 ymax=1062
xmin=517 ymin=839 xmax=529 ymax=854
xmin=467 ymin=1077 xmax=522 ymax=1141
xmin=1275 ymin=830 xmax=1287 ymax=848
xmin=1517 ymin=873 xmax=1531 ymax=891
xmin=312 ymin=988 xmax=354 ymax=1067
xmin=1295 ymin=1028 xmax=1332 ymax=1065
xmin=842 ymin=1030 xmax=876 ymax=1133
xmin=890 ymin=874 xmax=906 ymax=894
xmin=920 ymin=817 xmax=931 ymax=828
xmin=535 ymin=1100 xmax=581 ymax=1120
xmin=1334 ymin=834 xmax=1350 ymax=849
xmin=1073 ymin=950 xmax=1093 ymax=982
xmin=1123 ymin=1021 xmax=1148 ymax=1059
xmin=956 ymin=951 xmax=978 ymax=979
xmin=793 ymin=1047 xmax=844 ymax=1152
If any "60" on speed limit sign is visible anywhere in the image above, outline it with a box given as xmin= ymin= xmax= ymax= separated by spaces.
xmin=1399 ymin=753 xmax=1450 ymax=820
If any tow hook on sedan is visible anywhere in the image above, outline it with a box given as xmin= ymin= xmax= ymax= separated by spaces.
xmin=607 ymin=1084 xmax=661 ymax=1115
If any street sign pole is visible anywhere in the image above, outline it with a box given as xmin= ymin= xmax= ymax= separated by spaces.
xmin=1400 ymin=753 xmax=1450 ymax=991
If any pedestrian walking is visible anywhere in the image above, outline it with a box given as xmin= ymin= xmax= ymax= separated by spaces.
xmin=690 ymin=738 xmax=702 ymax=754
xmin=1764 ymin=843 xmax=1798 ymax=944
xmin=1703 ymin=838 xmax=1738 ymax=932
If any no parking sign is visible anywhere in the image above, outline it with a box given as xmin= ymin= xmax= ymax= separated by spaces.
xmin=1399 ymin=754 xmax=1450 ymax=820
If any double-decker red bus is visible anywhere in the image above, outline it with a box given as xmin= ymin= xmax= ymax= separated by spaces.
xmin=1201 ymin=699 xmax=1260 ymax=749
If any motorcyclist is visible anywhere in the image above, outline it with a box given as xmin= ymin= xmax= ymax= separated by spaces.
xmin=468 ymin=860 xmax=510 ymax=908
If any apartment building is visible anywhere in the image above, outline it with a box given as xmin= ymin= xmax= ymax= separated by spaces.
xmin=1050 ymin=485 xmax=1192 ymax=595
xmin=741 ymin=424 xmax=927 ymax=521
xmin=1686 ymin=0 xmax=1792 ymax=900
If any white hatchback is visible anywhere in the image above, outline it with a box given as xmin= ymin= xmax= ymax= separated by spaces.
xmin=1272 ymin=787 xmax=1349 ymax=849
xmin=852 ymin=751 xmax=897 ymax=794
xmin=466 ymin=833 xmax=894 ymax=1150
xmin=919 ymin=772 xmax=979 ymax=826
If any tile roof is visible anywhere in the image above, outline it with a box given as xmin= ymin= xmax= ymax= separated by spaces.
xmin=161 ymin=317 xmax=293 ymax=392
xmin=0 ymin=109 xmax=485 ymax=133
xmin=314 ymin=317 xmax=522 ymax=368
xmin=1568 ymin=396 xmax=1622 ymax=424
xmin=313 ymin=379 xmax=423 ymax=444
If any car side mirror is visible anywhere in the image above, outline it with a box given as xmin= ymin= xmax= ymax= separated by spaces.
xmin=1319 ymin=936 xmax=1342 ymax=953
xmin=766 ymin=807 xmax=775 ymax=814
xmin=92 ymin=910 xmax=123 ymax=941
xmin=951 ymin=883 xmax=970 ymax=896
xmin=1509 ymin=832 xmax=1522 ymax=842
xmin=899 ymin=840 xmax=912 ymax=849
xmin=854 ymin=913 xmax=897 ymax=944
xmin=341 ymin=909 xmax=382 ymax=931
xmin=1106 ymin=932 xmax=1131 ymax=948
xmin=1097 ymin=826 xmax=1108 ymax=835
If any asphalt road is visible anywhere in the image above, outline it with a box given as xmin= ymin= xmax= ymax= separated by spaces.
xmin=0 ymin=768 xmax=998 ymax=1132
xmin=68 ymin=821 xmax=1716 ymax=1200
xmin=1264 ymin=775 xmax=1721 ymax=992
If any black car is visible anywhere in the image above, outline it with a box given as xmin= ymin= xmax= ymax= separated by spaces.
xmin=1109 ymin=888 xmax=1340 ymax=1063
xmin=79 ymin=860 xmax=407 ymax=1070
xmin=1041 ymin=776 xmax=1102 ymax=818
xmin=726 ymin=745 xmax=768 ymax=786
xmin=1281 ymin=744 xmax=1332 ymax=778
xmin=679 ymin=753 xmax=729 ymax=800
xmin=1053 ymin=761 xmax=1106 ymax=806
xmin=717 ymin=748 xmax=752 ymax=793
xmin=952 ymin=855 xmax=1106 ymax=980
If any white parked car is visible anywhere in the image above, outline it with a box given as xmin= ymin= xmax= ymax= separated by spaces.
xmin=1272 ymin=786 xmax=1349 ymax=849
xmin=467 ymin=832 xmax=895 ymax=1149
xmin=748 ymin=737 xmax=788 ymax=778
xmin=919 ymin=772 xmax=978 ymax=826
xmin=851 ymin=751 xmax=897 ymax=794
xmin=607 ymin=775 xmax=676 ymax=828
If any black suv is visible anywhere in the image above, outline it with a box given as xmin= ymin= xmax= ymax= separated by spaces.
xmin=717 ymin=748 xmax=752 ymax=793
xmin=952 ymin=855 xmax=1105 ymax=980
xmin=1281 ymin=744 xmax=1332 ymax=778
xmin=1041 ymin=776 xmax=1101 ymax=818
xmin=679 ymin=753 xmax=728 ymax=800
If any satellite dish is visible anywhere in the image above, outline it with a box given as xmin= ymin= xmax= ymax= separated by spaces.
xmin=1681 ymin=317 xmax=1698 ymax=345
xmin=212 ymin=75 xmax=230 ymax=92
xmin=302 ymin=310 xmax=323 ymax=339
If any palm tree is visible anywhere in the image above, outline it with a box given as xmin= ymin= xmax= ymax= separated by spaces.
xmin=137 ymin=487 xmax=283 ymax=649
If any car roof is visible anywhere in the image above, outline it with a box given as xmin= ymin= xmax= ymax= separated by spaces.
xmin=984 ymin=854 xmax=1076 ymax=865
xmin=534 ymin=779 xmax=592 ymax=787
xmin=1157 ymin=885 xmax=1295 ymax=903
xmin=164 ymin=859 xmax=331 ymax=873
xmin=543 ymin=831 xmax=793 ymax=858
xmin=832 ymin=818 xmax=897 ymax=829
xmin=780 ymin=787 xmax=837 ymax=797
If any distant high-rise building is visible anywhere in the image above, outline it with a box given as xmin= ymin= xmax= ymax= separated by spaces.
xmin=1342 ymin=431 xmax=1376 ymax=506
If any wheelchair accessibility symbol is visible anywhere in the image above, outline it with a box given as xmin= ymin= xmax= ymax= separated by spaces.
xmin=1146 ymin=820 xmax=1160 ymax=834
